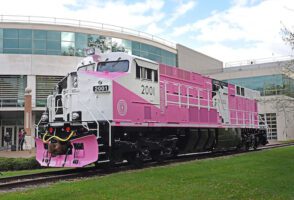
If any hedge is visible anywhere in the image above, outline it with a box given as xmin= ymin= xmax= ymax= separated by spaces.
xmin=0 ymin=157 xmax=41 ymax=171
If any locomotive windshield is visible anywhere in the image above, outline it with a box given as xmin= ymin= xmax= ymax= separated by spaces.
xmin=97 ymin=60 xmax=129 ymax=72
xmin=78 ymin=63 xmax=96 ymax=71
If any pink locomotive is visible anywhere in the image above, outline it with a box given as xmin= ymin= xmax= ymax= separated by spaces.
xmin=36 ymin=51 xmax=267 ymax=168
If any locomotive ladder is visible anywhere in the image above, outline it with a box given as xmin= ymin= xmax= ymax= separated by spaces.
xmin=79 ymin=100 xmax=112 ymax=163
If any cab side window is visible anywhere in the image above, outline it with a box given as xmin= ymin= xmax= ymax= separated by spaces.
xmin=136 ymin=64 xmax=158 ymax=82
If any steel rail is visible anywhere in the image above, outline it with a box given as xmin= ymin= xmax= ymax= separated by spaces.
xmin=0 ymin=142 xmax=293 ymax=191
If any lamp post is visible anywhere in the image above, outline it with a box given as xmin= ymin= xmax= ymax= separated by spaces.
xmin=24 ymin=87 xmax=32 ymax=150
xmin=24 ymin=87 xmax=32 ymax=136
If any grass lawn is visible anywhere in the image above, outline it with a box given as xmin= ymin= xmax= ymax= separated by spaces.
xmin=0 ymin=167 xmax=68 ymax=178
xmin=0 ymin=146 xmax=293 ymax=200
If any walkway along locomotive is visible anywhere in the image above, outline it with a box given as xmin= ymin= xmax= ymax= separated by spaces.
xmin=36 ymin=51 xmax=268 ymax=167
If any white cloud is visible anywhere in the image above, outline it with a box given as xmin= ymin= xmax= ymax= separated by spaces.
xmin=165 ymin=0 xmax=197 ymax=26
xmin=0 ymin=0 xmax=293 ymax=63
xmin=0 ymin=0 xmax=165 ymax=30
xmin=171 ymin=0 xmax=294 ymax=62
xmin=146 ymin=23 xmax=164 ymax=35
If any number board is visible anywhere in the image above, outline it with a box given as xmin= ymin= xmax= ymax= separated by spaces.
xmin=93 ymin=85 xmax=110 ymax=93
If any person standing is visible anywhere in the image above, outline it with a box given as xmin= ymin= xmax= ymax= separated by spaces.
xmin=18 ymin=129 xmax=25 ymax=151
xmin=4 ymin=132 xmax=11 ymax=150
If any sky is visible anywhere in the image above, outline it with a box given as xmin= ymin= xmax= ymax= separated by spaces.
xmin=0 ymin=0 xmax=294 ymax=63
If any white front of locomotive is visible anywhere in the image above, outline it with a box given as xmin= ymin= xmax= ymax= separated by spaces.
xmin=36 ymin=52 xmax=133 ymax=168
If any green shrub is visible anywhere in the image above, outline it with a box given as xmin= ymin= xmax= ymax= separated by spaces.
xmin=0 ymin=157 xmax=40 ymax=171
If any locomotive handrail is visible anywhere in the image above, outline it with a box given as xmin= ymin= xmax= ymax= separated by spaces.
xmin=161 ymin=80 xmax=259 ymax=128
xmin=92 ymin=104 xmax=112 ymax=147
xmin=42 ymin=131 xmax=75 ymax=143
xmin=162 ymin=80 xmax=213 ymax=110
xmin=77 ymin=100 xmax=100 ymax=139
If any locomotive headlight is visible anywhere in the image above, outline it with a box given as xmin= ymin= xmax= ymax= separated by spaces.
xmin=73 ymin=77 xmax=78 ymax=88
xmin=41 ymin=112 xmax=48 ymax=122
xmin=72 ymin=112 xmax=80 ymax=120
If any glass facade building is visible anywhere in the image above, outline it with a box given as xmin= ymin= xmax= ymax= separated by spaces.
xmin=225 ymin=74 xmax=294 ymax=98
xmin=0 ymin=28 xmax=176 ymax=66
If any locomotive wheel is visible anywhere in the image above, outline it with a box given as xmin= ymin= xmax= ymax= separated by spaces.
xmin=245 ymin=143 xmax=250 ymax=151
xmin=127 ymin=152 xmax=144 ymax=168
xmin=151 ymin=150 xmax=164 ymax=162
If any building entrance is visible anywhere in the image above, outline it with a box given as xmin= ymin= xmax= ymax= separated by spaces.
xmin=1 ymin=126 xmax=14 ymax=150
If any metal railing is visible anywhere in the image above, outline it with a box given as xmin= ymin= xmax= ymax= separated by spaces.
xmin=0 ymin=15 xmax=176 ymax=49
xmin=225 ymin=55 xmax=293 ymax=68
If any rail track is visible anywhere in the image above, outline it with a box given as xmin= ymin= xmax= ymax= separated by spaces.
xmin=0 ymin=142 xmax=293 ymax=192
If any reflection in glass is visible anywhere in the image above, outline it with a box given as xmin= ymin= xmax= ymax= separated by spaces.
xmin=226 ymin=74 xmax=294 ymax=98
xmin=75 ymin=33 xmax=87 ymax=56
xmin=88 ymin=35 xmax=111 ymax=53
xmin=111 ymin=38 xmax=130 ymax=53
xmin=0 ymin=28 xmax=177 ymax=66
xmin=62 ymin=32 xmax=74 ymax=42
xmin=97 ymin=60 xmax=129 ymax=72
xmin=61 ymin=41 xmax=75 ymax=56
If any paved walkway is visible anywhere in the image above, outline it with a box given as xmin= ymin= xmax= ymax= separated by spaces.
xmin=0 ymin=149 xmax=36 ymax=158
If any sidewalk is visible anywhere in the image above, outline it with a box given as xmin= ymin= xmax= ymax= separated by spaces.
xmin=0 ymin=149 xmax=36 ymax=158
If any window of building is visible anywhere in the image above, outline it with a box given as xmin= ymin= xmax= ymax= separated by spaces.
xmin=3 ymin=29 xmax=19 ymax=53
xmin=36 ymin=76 xmax=64 ymax=107
xmin=61 ymin=32 xmax=75 ymax=56
xmin=0 ymin=29 xmax=2 ymax=53
xmin=131 ymin=41 xmax=176 ymax=66
xmin=46 ymin=31 xmax=61 ymax=55
xmin=75 ymin=33 xmax=87 ymax=56
xmin=111 ymin=38 xmax=131 ymax=53
xmin=227 ymin=74 xmax=294 ymax=98
xmin=4 ymin=29 xmax=18 ymax=38
xmin=0 ymin=75 xmax=27 ymax=107
xmin=19 ymin=29 xmax=32 ymax=39
xmin=33 ymin=30 xmax=46 ymax=54
xmin=88 ymin=34 xmax=111 ymax=53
